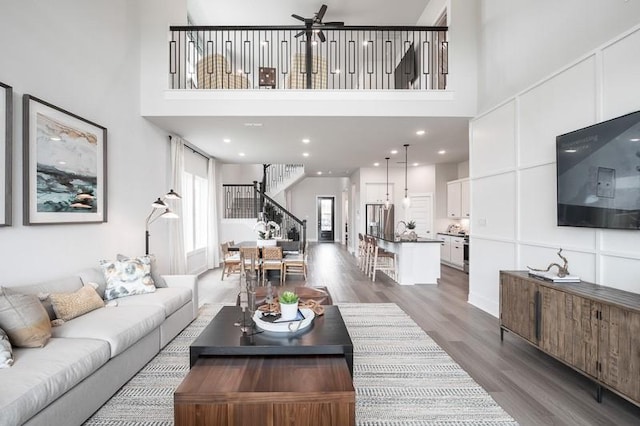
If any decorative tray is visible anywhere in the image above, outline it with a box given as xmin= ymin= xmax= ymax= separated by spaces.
xmin=253 ymin=308 xmax=315 ymax=333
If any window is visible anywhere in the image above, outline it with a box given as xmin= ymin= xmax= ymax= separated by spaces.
xmin=182 ymin=149 xmax=209 ymax=253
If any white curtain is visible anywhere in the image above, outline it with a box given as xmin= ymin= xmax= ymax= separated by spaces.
xmin=207 ymin=158 xmax=220 ymax=269
xmin=169 ymin=136 xmax=187 ymax=274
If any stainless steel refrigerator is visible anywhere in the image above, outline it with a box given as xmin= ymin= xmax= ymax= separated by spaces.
xmin=365 ymin=204 xmax=395 ymax=240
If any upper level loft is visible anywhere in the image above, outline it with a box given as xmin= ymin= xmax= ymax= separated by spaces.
xmin=139 ymin=4 xmax=478 ymax=119
xmin=169 ymin=25 xmax=448 ymax=91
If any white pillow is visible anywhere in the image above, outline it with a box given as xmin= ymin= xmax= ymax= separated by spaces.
xmin=0 ymin=327 xmax=13 ymax=368
xmin=100 ymin=256 xmax=156 ymax=301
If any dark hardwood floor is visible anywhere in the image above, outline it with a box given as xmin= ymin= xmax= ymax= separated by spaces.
xmin=199 ymin=242 xmax=640 ymax=426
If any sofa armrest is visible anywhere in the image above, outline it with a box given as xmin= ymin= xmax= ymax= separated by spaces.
xmin=163 ymin=275 xmax=198 ymax=319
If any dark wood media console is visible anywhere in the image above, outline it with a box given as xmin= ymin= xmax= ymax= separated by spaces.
xmin=500 ymin=271 xmax=640 ymax=407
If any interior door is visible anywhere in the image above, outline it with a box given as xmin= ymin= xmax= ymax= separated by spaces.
xmin=317 ymin=197 xmax=335 ymax=242
xmin=409 ymin=194 xmax=434 ymax=238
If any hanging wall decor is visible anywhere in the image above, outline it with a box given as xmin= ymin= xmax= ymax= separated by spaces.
xmin=0 ymin=81 xmax=12 ymax=227
xmin=23 ymin=95 xmax=107 ymax=225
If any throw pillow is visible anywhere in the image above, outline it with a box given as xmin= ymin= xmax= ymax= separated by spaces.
xmin=100 ymin=257 xmax=156 ymax=301
xmin=49 ymin=285 xmax=104 ymax=322
xmin=117 ymin=254 xmax=167 ymax=288
xmin=0 ymin=327 xmax=13 ymax=368
xmin=0 ymin=287 xmax=51 ymax=348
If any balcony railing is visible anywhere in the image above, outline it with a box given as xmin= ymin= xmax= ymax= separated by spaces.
xmin=169 ymin=25 xmax=448 ymax=91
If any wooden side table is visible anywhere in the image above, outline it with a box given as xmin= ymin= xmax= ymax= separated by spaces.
xmin=175 ymin=356 xmax=355 ymax=426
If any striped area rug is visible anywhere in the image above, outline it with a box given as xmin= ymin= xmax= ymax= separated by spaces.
xmin=84 ymin=303 xmax=518 ymax=426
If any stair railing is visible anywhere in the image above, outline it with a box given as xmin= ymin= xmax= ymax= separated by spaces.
xmin=264 ymin=164 xmax=304 ymax=194
xmin=254 ymin=181 xmax=306 ymax=251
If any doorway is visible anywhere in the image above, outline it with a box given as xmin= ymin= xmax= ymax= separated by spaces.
xmin=317 ymin=196 xmax=335 ymax=242
xmin=409 ymin=194 xmax=434 ymax=238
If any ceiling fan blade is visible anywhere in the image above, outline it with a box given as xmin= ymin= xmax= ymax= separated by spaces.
xmin=294 ymin=31 xmax=305 ymax=38
xmin=318 ymin=31 xmax=326 ymax=43
xmin=323 ymin=21 xmax=344 ymax=26
xmin=316 ymin=4 xmax=328 ymax=22
xmin=291 ymin=13 xmax=306 ymax=22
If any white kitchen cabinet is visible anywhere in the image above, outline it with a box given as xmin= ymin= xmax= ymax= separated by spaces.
xmin=461 ymin=179 xmax=470 ymax=218
xmin=365 ymin=183 xmax=393 ymax=204
xmin=446 ymin=178 xmax=470 ymax=219
xmin=437 ymin=233 xmax=464 ymax=269
xmin=450 ymin=236 xmax=464 ymax=266
xmin=437 ymin=233 xmax=451 ymax=262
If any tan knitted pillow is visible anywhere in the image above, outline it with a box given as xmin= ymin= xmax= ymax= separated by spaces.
xmin=49 ymin=285 xmax=104 ymax=322
xmin=0 ymin=287 xmax=51 ymax=348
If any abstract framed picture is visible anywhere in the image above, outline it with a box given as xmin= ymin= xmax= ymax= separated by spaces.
xmin=23 ymin=95 xmax=107 ymax=225
xmin=0 ymin=81 xmax=12 ymax=227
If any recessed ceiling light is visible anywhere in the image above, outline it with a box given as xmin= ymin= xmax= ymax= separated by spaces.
xmin=50 ymin=137 xmax=61 ymax=141
xmin=362 ymin=41 xmax=369 ymax=47
xmin=223 ymin=138 xmax=231 ymax=143
xmin=373 ymin=162 xmax=380 ymax=167
xmin=438 ymin=150 xmax=446 ymax=155
xmin=416 ymin=130 xmax=426 ymax=136
xmin=413 ymin=162 xmax=419 ymax=166
xmin=303 ymin=152 xmax=309 ymax=157
xmin=58 ymin=161 xmax=67 ymax=165
xmin=564 ymin=149 xmax=577 ymax=153
xmin=239 ymin=152 xmax=245 ymax=157
xmin=317 ymin=171 xmax=323 ymax=175
xmin=631 ymin=138 xmax=640 ymax=142
xmin=302 ymin=138 xmax=310 ymax=144
xmin=390 ymin=149 xmax=398 ymax=154
xmin=328 ymin=171 xmax=332 ymax=174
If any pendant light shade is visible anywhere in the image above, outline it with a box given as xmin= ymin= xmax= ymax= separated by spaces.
xmin=402 ymin=144 xmax=411 ymax=209
xmin=384 ymin=157 xmax=391 ymax=210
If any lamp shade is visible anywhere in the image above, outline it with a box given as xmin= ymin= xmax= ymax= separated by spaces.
xmin=162 ymin=209 xmax=179 ymax=219
xmin=402 ymin=196 xmax=411 ymax=209
xmin=152 ymin=198 xmax=167 ymax=209
xmin=165 ymin=189 xmax=181 ymax=199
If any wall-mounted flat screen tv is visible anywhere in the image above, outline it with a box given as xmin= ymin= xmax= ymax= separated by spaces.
xmin=557 ymin=110 xmax=640 ymax=230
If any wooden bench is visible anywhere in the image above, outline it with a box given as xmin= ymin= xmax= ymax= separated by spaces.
xmin=174 ymin=355 xmax=354 ymax=426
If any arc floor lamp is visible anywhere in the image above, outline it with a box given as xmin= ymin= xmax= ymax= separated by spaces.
xmin=145 ymin=189 xmax=181 ymax=255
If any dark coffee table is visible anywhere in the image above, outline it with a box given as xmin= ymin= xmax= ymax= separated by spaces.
xmin=190 ymin=305 xmax=354 ymax=376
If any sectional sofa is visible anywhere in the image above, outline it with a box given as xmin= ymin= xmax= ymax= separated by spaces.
xmin=0 ymin=266 xmax=198 ymax=426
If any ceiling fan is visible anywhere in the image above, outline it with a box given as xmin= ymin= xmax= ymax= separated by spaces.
xmin=291 ymin=4 xmax=345 ymax=42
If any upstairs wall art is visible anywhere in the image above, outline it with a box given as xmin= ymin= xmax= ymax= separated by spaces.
xmin=0 ymin=81 xmax=12 ymax=227
xmin=23 ymin=95 xmax=107 ymax=225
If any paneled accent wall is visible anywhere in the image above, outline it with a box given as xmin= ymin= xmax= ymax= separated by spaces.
xmin=469 ymin=25 xmax=640 ymax=316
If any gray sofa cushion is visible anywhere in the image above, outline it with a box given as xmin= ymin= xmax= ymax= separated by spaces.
xmin=113 ymin=287 xmax=192 ymax=318
xmin=0 ymin=337 xmax=110 ymax=426
xmin=51 ymin=306 xmax=164 ymax=358
xmin=77 ymin=267 xmax=108 ymax=298
xmin=6 ymin=276 xmax=83 ymax=296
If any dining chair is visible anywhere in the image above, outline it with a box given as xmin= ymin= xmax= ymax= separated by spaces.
xmin=239 ymin=246 xmax=261 ymax=282
xmin=220 ymin=242 xmax=241 ymax=280
xmin=261 ymin=246 xmax=284 ymax=286
xmin=283 ymin=250 xmax=307 ymax=282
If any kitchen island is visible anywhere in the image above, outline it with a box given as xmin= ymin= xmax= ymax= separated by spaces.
xmin=369 ymin=235 xmax=442 ymax=285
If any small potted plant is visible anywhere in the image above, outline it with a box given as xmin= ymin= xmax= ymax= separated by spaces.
xmin=406 ymin=220 xmax=416 ymax=230
xmin=406 ymin=220 xmax=418 ymax=241
xmin=279 ymin=291 xmax=299 ymax=321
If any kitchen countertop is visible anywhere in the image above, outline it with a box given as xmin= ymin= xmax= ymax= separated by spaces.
xmin=437 ymin=232 xmax=468 ymax=237
xmin=368 ymin=234 xmax=442 ymax=243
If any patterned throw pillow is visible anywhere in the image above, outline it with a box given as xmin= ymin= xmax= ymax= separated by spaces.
xmin=0 ymin=287 xmax=51 ymax=348
xmin=100 ymin=256 xmax=156 ymax=301
xmin=0 ymin=327 xmax=13 ymax=368
xmin=49 ymin=285 xmax=104 ymax=322
xmin=116 ymin=254 xmax=166 ymax=288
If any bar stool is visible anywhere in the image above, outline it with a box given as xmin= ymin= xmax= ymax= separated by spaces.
xmin=357 ymin=233 xmax=366 ymax=271
xmin=368 ymin=237 xmax=397 ymax=282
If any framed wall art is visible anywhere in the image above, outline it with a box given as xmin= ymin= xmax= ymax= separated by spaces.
xmin=23 ymin=95 xmax=107 ymax=225
xmin=0 ymin=81 xmax=12 ymax=227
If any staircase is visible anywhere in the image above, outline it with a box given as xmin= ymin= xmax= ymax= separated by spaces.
xmin=264 ymin=164 xmax=305 ymax=199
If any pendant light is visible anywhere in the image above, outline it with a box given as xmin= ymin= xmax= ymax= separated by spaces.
xmin=402 ymin=144 xmax=411 ymax=209
xmin=384 ymin=157 xmax=391 ymax=210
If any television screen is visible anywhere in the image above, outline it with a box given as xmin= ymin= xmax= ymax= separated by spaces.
xmin=556 ymin=110 xmax=640 ymax=230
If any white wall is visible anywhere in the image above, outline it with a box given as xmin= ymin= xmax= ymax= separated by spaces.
xmin=0 ymin=0 xmax=172 ymax=285
xmin=477 ymin=0 xmax=640 ymax=112
xmin=288 ymin=177 xmax=349 ymax=242
xmin=221 ymin=164 xmax=263 ymax=184
xmin=470 ymin=16 xmax=640 ymax=316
